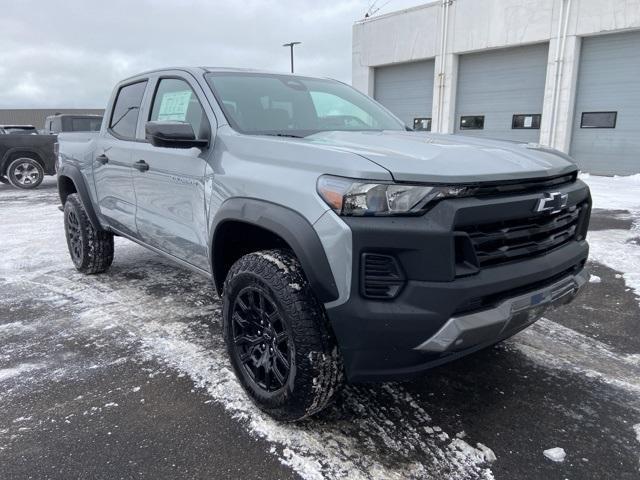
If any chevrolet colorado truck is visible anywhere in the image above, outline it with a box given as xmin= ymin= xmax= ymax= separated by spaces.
xmin=57 ymin=67 xmax=591 ymax=421
xmin=1 ymin=126 xmax=57 ymax=189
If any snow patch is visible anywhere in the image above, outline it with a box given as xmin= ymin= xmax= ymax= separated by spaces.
xmin=633 ymin=424 xmax=640 ymax=443
xmin=543 ymin=447 xmax=566 ymax=462
xmin=0 ymin=363 xmax=45 ymax=382
xmin=256 ymin=252 xmax=290 ymax=273
xmin=581 ymin=173 xmax=640 ymax=212
xmin=587 ymin=229 xmax=640 ymax=305
xmin=449 ymin=438 xmax=497 ymax=465
xmin=0 ymin=321 xmax=34 ymax=336
xmin=588 ymin=274 xmax=601 ymax=284
xmin=512 ymin=318 xmax=640 ymax=393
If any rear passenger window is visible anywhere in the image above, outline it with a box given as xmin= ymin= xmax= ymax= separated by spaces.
xmin=109 ymin=81 xmax=147 ymax=139
xmin=149 ymin=78 xmax=210 ymax=140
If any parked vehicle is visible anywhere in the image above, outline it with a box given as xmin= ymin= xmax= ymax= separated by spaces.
xmin=57 ymin=67 xmax=591 ymax=420
xmin=1 ymin=127 xmax=57 ymax=189
xmin=0 ymin=125 xmax=38 ymax=135
xmin=44 ymin=114 xmax=103 ymax=134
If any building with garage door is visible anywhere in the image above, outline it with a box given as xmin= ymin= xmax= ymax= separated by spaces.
xmin=352 ymin=0 xmax=640 ymax=175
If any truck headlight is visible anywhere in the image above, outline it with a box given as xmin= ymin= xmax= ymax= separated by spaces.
xmin=317 ymin=175 xmax=470 ymax=216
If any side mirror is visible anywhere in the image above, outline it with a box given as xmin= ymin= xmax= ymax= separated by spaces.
xmin=145 ymin=121 xmax=209 ymax=149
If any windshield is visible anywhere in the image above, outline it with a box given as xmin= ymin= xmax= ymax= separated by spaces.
xmin=205 ymin=72 xmax=405 ymax=137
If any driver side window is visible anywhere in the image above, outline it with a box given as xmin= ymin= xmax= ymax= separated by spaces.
xmin=149 ymin=78 xmax=210 ymax=140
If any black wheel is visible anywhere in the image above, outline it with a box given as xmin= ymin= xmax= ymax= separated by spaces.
xmin=6 ymin=157 xmax=44 ymax=189
xmin=223 ymin=249 xmax=344 ymax=421
xmin=63 ymin=193 xmax=114 ymax=274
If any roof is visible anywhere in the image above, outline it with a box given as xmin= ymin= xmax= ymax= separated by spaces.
xmin=119 ymin=66 xmax=325 ymax=83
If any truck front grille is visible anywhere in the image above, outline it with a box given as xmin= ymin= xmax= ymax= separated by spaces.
xmin=461 ymin=204 xmax=584 ymax=268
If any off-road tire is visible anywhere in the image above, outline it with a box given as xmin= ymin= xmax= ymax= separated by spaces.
xmin=223 ymin=249 xmax=344 ymax=421
xmin=6 ymin=157 xmax=44 ymax=189
xmin=63 ymin=193 xmax=114 ymax=274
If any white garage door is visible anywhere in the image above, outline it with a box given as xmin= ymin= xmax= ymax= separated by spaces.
xmin=374 ymin=60 xmax=435 ymax=131
xmin=570 ymin=31 xmax=640 ymax=175
xmin=455 ymin=43 xmax=549 ymax=143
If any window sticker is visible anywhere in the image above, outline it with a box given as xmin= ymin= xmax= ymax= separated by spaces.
xmin=157 ymin=90 xmax=192 ymax=121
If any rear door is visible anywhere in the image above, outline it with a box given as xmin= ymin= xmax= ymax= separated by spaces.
xmin=94 ymin=80 xmax=148 ymax=237
xmin=130 ymin=75 xmax=214 ymax=271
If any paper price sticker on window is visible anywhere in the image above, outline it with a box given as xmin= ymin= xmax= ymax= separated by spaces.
xmin=158 ymin=90 xmax=192 ymax=121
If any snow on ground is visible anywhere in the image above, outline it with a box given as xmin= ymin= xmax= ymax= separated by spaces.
xmin=581 ymin=173 xmax=640 ymax=212
xmin=543 ymin=447 xmax=566 ymax=463
xmin=511 ymin=318 xmax=640 ymax=395
xmin=587 ymin=229 xmax=640 ymax=304
xmin=581 ymin=174 xmax=640 ymax=304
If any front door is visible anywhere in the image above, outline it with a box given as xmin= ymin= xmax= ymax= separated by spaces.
xmin=94 ymin=80 xmax=148 ymax=237
xmin=131 ymin=77 xmax=212 ymax=271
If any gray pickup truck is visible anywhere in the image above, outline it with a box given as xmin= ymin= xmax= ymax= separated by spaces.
xmin=57 ymin=67 xmax=591 ymax=420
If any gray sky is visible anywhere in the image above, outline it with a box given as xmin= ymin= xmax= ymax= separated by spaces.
xmin=0 ymin=0 xmax=425 ymax=109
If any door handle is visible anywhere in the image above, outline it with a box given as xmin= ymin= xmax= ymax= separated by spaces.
xmin=96 ymin=154 xmax=109 ymax=165
xmin=133 ymin=159 xmax=149 ymax=172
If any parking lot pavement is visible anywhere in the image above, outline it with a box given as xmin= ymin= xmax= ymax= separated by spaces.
xmin=1 ymin=178 xmax=639 ymax=480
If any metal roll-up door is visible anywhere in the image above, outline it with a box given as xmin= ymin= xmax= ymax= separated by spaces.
xmin=374 ymin=60 xmax=435 ymax=131
xmin=455 ymin=43 xmax=549 ymax=143
xmin=570 ymin=31 xmax=640 ymax=175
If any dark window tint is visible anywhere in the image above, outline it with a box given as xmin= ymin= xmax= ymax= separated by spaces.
xmin=413 ymin=117 xmax=431 ymax=131
xmin=71 ymin=117 xmax=102 ymax=132
xmin=110 ymin=81 xmax=147 ymax=139
xmin=460 ymin=115 xmax=484 ymax=130
xmin=150 ymin=78 xmax=209 ymax=140
xmin=581 ymin=111 xmax=617 ymax=128
xmin=512 ymin=114 xmax=541 ymax=129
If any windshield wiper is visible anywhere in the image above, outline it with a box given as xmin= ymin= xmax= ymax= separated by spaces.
xmin=263 ymin=133 xmax=305 ymax=138
xmin=110 ymin=106 xmax=139 ymax=129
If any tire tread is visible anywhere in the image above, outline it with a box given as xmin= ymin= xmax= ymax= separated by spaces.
xmin=223 ymin=249 xmax=344 ymax=421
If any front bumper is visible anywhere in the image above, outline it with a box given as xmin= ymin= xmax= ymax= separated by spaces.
xmin=414 ymin=268 xmax=588 ymax=353
xmin=324 ymin=179 xmax=591 ymax=382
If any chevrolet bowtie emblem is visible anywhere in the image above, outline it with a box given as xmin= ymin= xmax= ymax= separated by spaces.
xmin=535 ymin=192 xmax=568 ymax=214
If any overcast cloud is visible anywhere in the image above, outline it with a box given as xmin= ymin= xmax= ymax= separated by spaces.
xmin=0 ymin=0 xmax=425 ymax=108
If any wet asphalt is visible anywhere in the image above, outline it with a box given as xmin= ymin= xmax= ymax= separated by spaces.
xmin=0 ymin=179 xmax=639 ymax=480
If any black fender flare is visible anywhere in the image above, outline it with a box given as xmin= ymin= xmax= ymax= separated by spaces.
xmin=57 ymin=163 xmax=104 ymax=231
xmin=210 ymin=198 xmax=339 ymax=303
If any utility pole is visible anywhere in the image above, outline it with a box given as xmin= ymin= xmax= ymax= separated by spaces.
xmin=282 ymin=42 xmax=301 ymax=73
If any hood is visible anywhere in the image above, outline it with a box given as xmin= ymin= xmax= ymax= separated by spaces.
xmin=304 ymin=130 xmax=577 ymax=184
